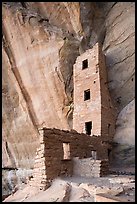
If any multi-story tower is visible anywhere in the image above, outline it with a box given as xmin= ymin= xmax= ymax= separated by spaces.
xmin=73 ymin=43 xmax=116 ymax=141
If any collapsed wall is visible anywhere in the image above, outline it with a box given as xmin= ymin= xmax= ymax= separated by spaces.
xmin=73 ymin=158 xmax=109 ymax=178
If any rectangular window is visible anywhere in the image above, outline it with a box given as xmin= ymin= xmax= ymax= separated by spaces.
xmin=91 ymin=151 xmax=97 ymax=160
xmin=82 ymin=59 xmax=88 ymax=69
xmin=84 ymin=89 xmax=90 ymax=101
xmin=108 ymin=124 xmax=111 ymax=135
xmin=63 ymin=143 xmax=70 ymax=160
xmin=85 ymin=121 xmax=92 ymax=135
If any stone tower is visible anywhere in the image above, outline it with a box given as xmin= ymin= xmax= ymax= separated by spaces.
xmin=73 ymin=43 xmax=116 ymax=141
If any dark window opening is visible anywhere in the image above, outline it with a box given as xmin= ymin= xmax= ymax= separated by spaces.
xmin=63 ymin=143 xmax=70 ymax=160
xmin=108 ymin=149 xmax=111 ymax=157
xmin=108 ymin=124 xmax=111 ymax=135
xmin=85 ymin=121 xmax=92 ymax=135
xmin=131 ymin=78 xmax=134 ymax=81
xmin=84 ymin=89 xmax=90 ymax=101
xmin=82 ymin=59 xmax=88 ymax=69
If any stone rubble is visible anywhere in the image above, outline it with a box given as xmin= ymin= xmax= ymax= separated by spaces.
xmin=3 ymin=175 xmax=135 ymax=202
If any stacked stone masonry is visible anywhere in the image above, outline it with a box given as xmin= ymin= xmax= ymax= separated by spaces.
xmin=29 ymin=43 xmax=116 ymax=190
xmin=29 ymin=127 xmax=111 ymax=189
xmin=73 ymin=158 xmax=109 ymax=177
xmin=29 ymin=135 xmax=50 ymax=190
xmin=73 ymin=43 xmax=116 ymax=140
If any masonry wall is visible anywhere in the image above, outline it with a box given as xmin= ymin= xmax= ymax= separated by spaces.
xmin=29 ymin=132 xmax=49 ymax=190
xmin=73 ymin=43 xmax=116 ymax=142
xmin=29 ymin=127 xmax=111 ymax=189
xmin=98 ymin=44 xmax=116 ymax=141
xmin=73 ymin=158 xmax=109 ymax=177
xmin=43 ymin=128 xmax=90 ymax=180
xmin=73 ymin=45 xmax=101 ymax=135
xmin=43 ymin=128 xmax=110 ymax=180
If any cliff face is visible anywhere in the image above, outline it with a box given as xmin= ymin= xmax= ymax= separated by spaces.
xmin=2 ymin=2 xmax=135 ymax=196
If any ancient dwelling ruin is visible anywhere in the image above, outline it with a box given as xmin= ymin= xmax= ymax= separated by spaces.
xmin=73 ymin=42 xmax=116 ymax=140
xmin=29 ymin=43 xmax=116 ymax=190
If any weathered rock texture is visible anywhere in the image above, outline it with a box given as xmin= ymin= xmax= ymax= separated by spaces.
xmin=3 ymin=175 xmax=135 ymax=202
xmin=103 ymin=3 xmax=135 ymax=112
xmin=2 ymin=2 xmax=135 ymax=197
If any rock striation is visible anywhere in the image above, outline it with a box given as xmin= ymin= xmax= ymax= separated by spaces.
xmin=2 ymin=2 xmax=135 ymax=197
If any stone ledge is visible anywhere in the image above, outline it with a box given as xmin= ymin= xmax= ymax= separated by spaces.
xmin=95 ymin=193 xmax=130 ymax=202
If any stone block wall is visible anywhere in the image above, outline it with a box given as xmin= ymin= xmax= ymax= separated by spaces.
xmin=98 ymin=44 xmax=116 ymax=140
xmin=73 ymin=43 xmax=116 ymax=142
xmin=29 ymin=127 xmax=111 ymax=189
xmin=29 ymin=134 xmax=50 ymax=190
xmin=73 ymin=45 xmax=102 ymax=135
xmin=73 ymin=157 xmax=109 ymax=177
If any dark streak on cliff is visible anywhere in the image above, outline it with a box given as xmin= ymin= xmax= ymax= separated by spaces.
xmin=2 ymin=25 xmax=39 ymax=134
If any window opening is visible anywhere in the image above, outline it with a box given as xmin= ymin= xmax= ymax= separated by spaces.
xmin=85 ymin=121 xmax=92 ymax=135
xmin=82 ymin=59 xmax=88 ymax=69
xmin=91 ymin=150 xmax=97 ymax=160
xmin=84 ymin=89 xmax=90 ymax=101
xmin=108 ymin=124 xmax=111 ymax=135
xmin=108 ymin=149 xmax=111 ymax=157
xmin=63 ymin=143 xmax=70 ymax=160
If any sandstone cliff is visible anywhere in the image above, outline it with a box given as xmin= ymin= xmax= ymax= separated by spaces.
xmin=2 ymin=2 xmax=135 ymax=197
